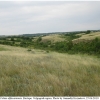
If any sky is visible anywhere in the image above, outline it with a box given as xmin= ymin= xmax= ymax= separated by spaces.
xmin=0 ymin=1 xmax=100 ymax=35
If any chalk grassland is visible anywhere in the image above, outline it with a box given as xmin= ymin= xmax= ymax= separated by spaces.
xmin=73 ymin=32 xmax=100 ymax=42
xmin=0 ymin=45 xmax=100 ymax=96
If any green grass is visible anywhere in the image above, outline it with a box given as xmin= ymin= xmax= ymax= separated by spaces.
xmin=0 ymin=45 xmax=100 ymax=96
xmin=0 ymin=46 xmax=8 ymax=51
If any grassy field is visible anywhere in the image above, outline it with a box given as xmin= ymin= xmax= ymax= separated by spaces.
xmin=0 ymin=45 xmax=100 ymax=96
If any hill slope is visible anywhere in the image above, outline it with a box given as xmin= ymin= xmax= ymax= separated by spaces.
xmin=73 ymin=32 xmax=100 ymax=43
xmin=0 ymin=45 xmax=100 ymax=96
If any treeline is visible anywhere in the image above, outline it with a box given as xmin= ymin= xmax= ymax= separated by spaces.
xmin=0 ymin=36 xmax=33 ymax=47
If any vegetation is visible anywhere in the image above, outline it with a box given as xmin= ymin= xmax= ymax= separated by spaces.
xmin=0 ymin=45 xmax=100 ymax=96
xmin=64 ymin=32 xmax=81 ymax=41
xmin=33 ymin=37 xmax=100 ymax=56
xmin=0 ymin=31 xmax=100 ymax=96
xmin=73 ymin=32 xmax=100 ymax=41
xmin=41 ymin=34 xmax=65 ymax=43
xmin=86 ymin=30 xmax=91 ymax=34
xmin=0 ymin=32 xmax=100 ymax=56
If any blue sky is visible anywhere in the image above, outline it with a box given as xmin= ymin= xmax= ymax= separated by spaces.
xmin=0 ymin=1 xmax=100 ymax=35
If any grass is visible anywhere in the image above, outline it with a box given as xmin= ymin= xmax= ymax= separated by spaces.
xmin=73 ymin=32 xmax=100 ymax=42
xmin=0 ymin=46 xmax=8 ymax=51
xmin=0 ymin=45 xmax=100 ymax=96
xmin=41 ymin=34 xmax=65 ymax=43
xmin=80 ymin=32 xmax=100 ymax=39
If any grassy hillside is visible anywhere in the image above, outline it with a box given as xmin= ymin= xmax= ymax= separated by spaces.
xmin=79 ymin=32 xmax=100 ymax=39
xmin=0 ymin=45 xmax=100 ymax=96
xmin=73 ymin=32 xmax=100 ymax=43
xmin=41 ymin=34 xmax=65 ymax=43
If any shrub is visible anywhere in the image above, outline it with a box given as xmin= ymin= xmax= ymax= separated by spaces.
xmin=86 ymin=30 xmax=91 ymax=34
xmin=27 ymin=49 xmax=32 ymax=51
xmin=46 ymin=50 xmax=49 ymax=53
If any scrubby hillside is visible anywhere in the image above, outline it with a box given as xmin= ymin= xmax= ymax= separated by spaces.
xmin=0 ymin=31 xmax=100 ymax=55
xmin=0 ymin=45 xmax=100 ymax=96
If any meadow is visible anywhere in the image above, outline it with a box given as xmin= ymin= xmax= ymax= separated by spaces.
xmin=0 ymin=45 xmax=100 ymax=96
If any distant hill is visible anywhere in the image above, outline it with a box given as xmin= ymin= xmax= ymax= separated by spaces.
xmin=0 ymin=29 xmax=100 ymax=37
xmin=22 ymin=29 xmax=100 ymax=37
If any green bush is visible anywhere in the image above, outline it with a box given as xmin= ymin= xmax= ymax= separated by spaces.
xmin=27 ymin=49 xmax=32 ymax=51
xmin=86 ymin=30 xmax=91 ymax=34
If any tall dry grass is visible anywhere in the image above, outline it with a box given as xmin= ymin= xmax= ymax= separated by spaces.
xmin=0 ymin=45 xmax=100 ymax=96
xmin=73 ymin=32 xmax=100 ymax=42
xmin=41 ymin=34 xmax=65 ymax=43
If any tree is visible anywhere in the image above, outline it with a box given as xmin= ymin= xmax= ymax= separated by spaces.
xmin=11 ymin=38 xmax=14 ymax=41
xmin=86 ymin=30 xmax=91 ymax=34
